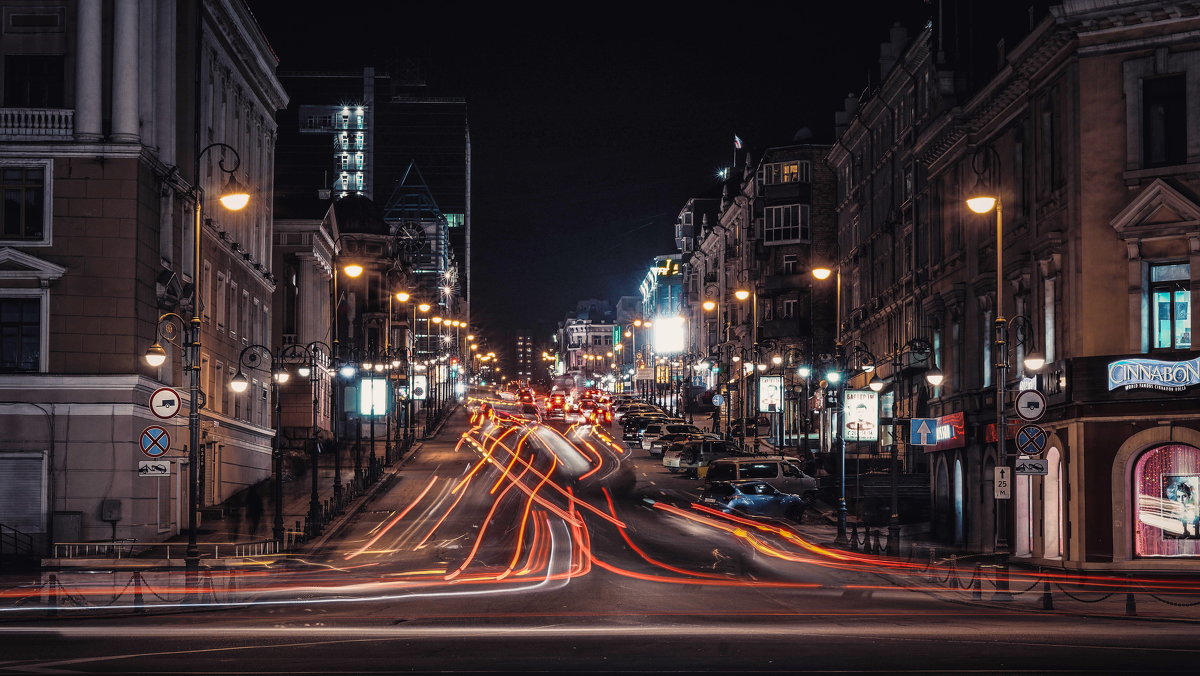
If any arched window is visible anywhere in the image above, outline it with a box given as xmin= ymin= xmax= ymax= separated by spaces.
xmin=1134 ymin=444 xmax=1200 ymax=557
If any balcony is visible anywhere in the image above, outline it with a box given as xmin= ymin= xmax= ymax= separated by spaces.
xmin=0 ymin=108 xmax=74 ymax=141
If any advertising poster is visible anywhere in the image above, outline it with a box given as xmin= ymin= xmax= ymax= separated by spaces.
xmin=411 ymin=374 xmax=429 ymax=401
xmin=1134 ymin=444 xmax=1200 ymax=557
xmin=842 ymin=389 xmax=879 ymax=442
xmin=758 ymin=375 xmax=783 ymax=413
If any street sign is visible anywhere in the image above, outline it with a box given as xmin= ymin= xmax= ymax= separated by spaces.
xmin=909 ymin=418 xmax=938 ymax=445
xmin=1015 ymin=424 xmax=1049 ymax=456
xmin=994 ymin=466 xmax=1012 ymax=500
xmin=711 ymin=394 xmax=725 ymax=406
xmin=411 ymin=374 xmax=428 ymax=400
xmin=139 ymin=425 xmax=170 ymax=458
xmin=149 ymin=387 xmax=181 ymax=419
xmin=138 ymin=460 xmax=170 ymax=477
xmin=1015 ymin=458 xmax=1049 ymax=475
xmin=1014 ymin=390 xmax=1047 ymax=422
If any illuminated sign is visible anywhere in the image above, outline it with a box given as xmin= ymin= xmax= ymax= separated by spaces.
xmin=842 ymin=390 xmax=878 ymax=442
xmin=411 ymin=374 xmax=428 ymax=400
xmin=652 ymin=316 xmax=686 ymax=354
xmin=758 ymin=376 xmax=783 ymax=413
xmin=358 ymin=378 xmax=388 ymax=416
xmin=1108 ymin=357 xmax=1200 ymax=392
xmin=924 ymin=412 xmax=967 ymax=453
xmin=654 ymin=260 xmax=681 ymax=276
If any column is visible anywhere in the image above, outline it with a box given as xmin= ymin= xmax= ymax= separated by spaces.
xmin=73 ymin=0 xmax=102 ymax=141
xmin=154 ymin=0 xmax=176 ymax=164
xmin=110 ymin=0 xmax=140 ymax=143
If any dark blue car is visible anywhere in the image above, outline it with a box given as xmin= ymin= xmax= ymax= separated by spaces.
xmin=699 ymin=481 xmax=808 ymax=522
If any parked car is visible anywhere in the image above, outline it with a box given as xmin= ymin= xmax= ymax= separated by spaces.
xmin=648 ymin=431 xmax=720 ymax=457
xmin=663 ymin=439 xmax=745 ymax=472
xmin=727 ymin=415 xmax=772 ymax=436
xmin=699 ymin=481 xmax=809 ymax=522
xmin=641 ymin=422 xmax=702 ymax=451
xmin=621 ymin=414 xmax=668 ymax=441
xmin=704 ymin=456 xmax=819 ymax=500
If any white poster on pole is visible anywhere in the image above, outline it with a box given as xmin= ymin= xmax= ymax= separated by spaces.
xmin=843 ymin=389 xmax=879 ymax=442
xmin=758 ymin=376 xmax=783 ymax=413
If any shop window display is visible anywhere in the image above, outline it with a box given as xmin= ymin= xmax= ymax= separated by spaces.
xmin=1135 ymin=443 xmax=1200 ymax=557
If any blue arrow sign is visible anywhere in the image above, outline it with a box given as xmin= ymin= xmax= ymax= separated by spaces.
xmin=910 ymin=418 xmax=938 ymax=446
xmin=140 ymin=425 xmax=170 ymax=458
xmin=1015 ymin=424 xmax=1048 ymax=456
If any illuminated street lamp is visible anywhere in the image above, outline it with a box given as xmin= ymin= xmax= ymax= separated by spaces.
xmin=144 ymin=142 xmax=250 ymax=573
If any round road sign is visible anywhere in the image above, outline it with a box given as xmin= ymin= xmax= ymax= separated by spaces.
xmin=149 ymin=387 xmax=182 ymax=419
xmin=140 ymin=426 xmax=171 ymax=458
xmin=712 ymin=394 xmax=725 ymax=406
xmin=1014 ymin=389 xmax=1048 ymax=422
xmin=1015 ymin=424 xmax=1049 ymax=457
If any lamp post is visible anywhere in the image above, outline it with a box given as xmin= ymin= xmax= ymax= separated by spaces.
xmin=877 ymin=338 xmax=944 ymax=555
xmin=300 ymin=341 xmax=330 ymax=537
xmin=143 ymin=142 xmax=249 ymax=572
xmin=826 ymin=340 xmax=878 ymax=544
xmin=229 ymin=343 xmax=298 ymax=545
xmin=965 ymin=145 xmax=1013 ymax=553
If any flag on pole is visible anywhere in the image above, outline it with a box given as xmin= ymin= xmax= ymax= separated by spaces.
xmin=734 ymin=135 xmax=744 ymax=149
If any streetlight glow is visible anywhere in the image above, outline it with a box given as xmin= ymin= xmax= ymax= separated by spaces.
xmin=396 ymin=291 xmax=410 ymax=302
xmin=966 ymin=195 xmax=998 ymax=214
xmin=811 ymin=267 xmax=832 ymax=280
xmin=230 ymin=372 xmax=250 ymax=393
xmin=217 ymin=173 xmax=251 ymax=211
xmin=143 ymin=343 xmax=167 ymax=367
xmin=734 ymin=289 xmax=751 ymax=300
xmin=343 ymin=263 xmax=364 ymax=278
xmin=702 ymin=300 xmax=716 ymax=311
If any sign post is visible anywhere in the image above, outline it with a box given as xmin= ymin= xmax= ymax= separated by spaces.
xmin=994 ymin=466 xmax=1012 ymax=499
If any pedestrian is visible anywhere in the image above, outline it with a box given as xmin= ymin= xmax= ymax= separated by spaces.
xmin=245 ymin=482 xmax=264 ymax=538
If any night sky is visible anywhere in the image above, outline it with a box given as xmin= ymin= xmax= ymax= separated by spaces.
xmin=247 ymin=1 xmax=935 ymax=342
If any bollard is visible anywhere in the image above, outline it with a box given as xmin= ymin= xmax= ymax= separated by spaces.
xmin=971 ymin=564 xmax=983 ymax=600
xmin=848 ymin=523 xmax=859 ymax=552
xmin=992 ymin=560 xmax=1013 ymax=602
xmin=948 ymin=556 xmax=959 ymax=589
xmin=872 ymin=529 xmax=883 ymax=554
xmin=47 ymin=574 xmax=58 ymax=617
xmin=1041 ymin=578 xmax=1053 ymax=611
xmin=1126 ymin=576 xmax=1137 ymax=616
xmin=133 ymin=571 xmax=145 ymax=613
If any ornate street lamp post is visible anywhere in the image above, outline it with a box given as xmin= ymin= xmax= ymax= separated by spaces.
xmin=143 ymin=142 xmax=249 ymax=572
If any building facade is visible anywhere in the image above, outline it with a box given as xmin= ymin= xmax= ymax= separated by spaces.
xmin=0 ymin=0 xmax=286 ymax=547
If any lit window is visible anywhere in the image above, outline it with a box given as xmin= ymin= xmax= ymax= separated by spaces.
xmin=1150 ymin=263 xmax=1190 ymax=350
xmin=1134 ymin=444 xmax=1200 ymax=557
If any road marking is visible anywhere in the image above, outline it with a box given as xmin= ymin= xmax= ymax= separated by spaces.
xmin=649 ymin=481 xmax=656 ymax=486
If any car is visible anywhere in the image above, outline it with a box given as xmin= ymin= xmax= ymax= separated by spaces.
xmin=546 ymin=392 xmax=569 ymax=412
xmin=515 ymin=403 xmax=542 ymax=423
xmin=704 ymin=456 xmax=819 ymax=499
xmin=621 ymin=414 xmax=667 ymax=441
xmin=699 ymin=481 xmax=808 ymax=522
xmin=518 ymin=388 xmax=535 ymax=404
xmin=649 ymin=431 xmax=721 ymax=456
xmin=640 ymin=422 xmax=702 ymax=450
xmin=728 ymin=415 xmax=772 ymax=436
xmin=663 ymin=439 xmax=745 ymax=472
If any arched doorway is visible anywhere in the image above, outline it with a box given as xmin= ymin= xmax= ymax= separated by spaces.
xmin=934 ymin=458 xmax=950 ymax=542
xmin=1043 ymin=447 xmax=1063 ymax=559
xmin=1133 ymin=443 xmax=1200 ymax=558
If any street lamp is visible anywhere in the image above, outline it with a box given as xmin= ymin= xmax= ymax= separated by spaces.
xmin=143 ymin=142 xmax=249 ymax=573
xmin=966 ymin=145 xmax=1011 ymax=554
xmin=228 ymin=343 xmax=297 ymax=545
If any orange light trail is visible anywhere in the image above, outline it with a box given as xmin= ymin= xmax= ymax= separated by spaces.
xmin=344 ymin=475 xmax=439 ymax=560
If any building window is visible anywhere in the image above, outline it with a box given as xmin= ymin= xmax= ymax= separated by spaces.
xmin=760 ymin=162 xmax=805 ymax=186
xmin=782 ymin=299 xmax=797 ymax=319
xmin=982 ymin=310 xmax=992 ymax=387
xmin=2 ymin=54 xmax=64 ymax=108
xmin=0 ymin=295 xmax=41 ymax=372
xmin=1043 ymin=277 xmax=1056 ymax=364
xmin=782 ymin=254 xmax=798 ymax=274
xmin=1 ymin=165 xmax=47 ymax=243
xmin=1142 ymin=75 xmax=1186 ymax=168
xmin=764 ymin=204 xmax=810 ymax=243
xmin=1134 ymin=443 xmax=1200 ymax=558
xmin=1150 ymin=263 xmax=1191 ymax=350
xmin=797 ymin=160 xmax=811 ymax=183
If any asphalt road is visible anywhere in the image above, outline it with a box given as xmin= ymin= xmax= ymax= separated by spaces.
xmin=2 ymin=404 xmax=1199 ymax=673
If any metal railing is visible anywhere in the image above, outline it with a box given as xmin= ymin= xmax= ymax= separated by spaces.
xmin=1 ymin=523 xmax=36 ymax=562
xmin=0 ymin=108 xmax=74 ymax=140
xmin=52 ymin=539 xmax=279 ymax=560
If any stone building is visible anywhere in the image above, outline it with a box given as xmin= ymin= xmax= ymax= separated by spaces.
xmin=0 ymin=0 xmax=285 ymax=548
xmin=832 ymin=0 xmax=1200 ymax=570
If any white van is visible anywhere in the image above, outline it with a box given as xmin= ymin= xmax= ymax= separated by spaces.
xmin=704 ymin=456 xmax=819 ymax=500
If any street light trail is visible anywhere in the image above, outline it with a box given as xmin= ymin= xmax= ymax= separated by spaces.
xmin=344 ymin=476 xmax=440 ymax=560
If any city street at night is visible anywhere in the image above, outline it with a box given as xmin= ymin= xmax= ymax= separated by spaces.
xmin=4 ymin=0 xmax=1200 ymax=673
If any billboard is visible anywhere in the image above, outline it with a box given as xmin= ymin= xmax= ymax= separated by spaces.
xmin=842 ymin=389 xmax=879 ymax=442
xmin=411 ymin=374 xmax=429 ymax=400
xmin=358 ymin=378 xmax=388 ymax=416
xmin=758 ymin=375 xmax=783 ymax=413
xmin=652 ymin=316 xmax=686 ymax=354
